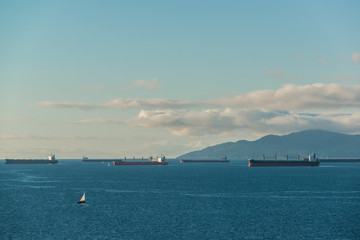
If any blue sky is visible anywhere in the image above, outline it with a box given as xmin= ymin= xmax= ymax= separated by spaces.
xmin=1 ymin=0 xmax=359 ymax=158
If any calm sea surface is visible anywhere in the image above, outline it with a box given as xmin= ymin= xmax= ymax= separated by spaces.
xmin=1 ymin=160 xmax=359 ymax=239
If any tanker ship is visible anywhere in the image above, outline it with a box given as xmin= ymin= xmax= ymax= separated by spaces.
xmin=5 ymin=154 xmax=58 ymax=164
xmin=180 ymin=156 xmax=229 ymax=163
xmin=248 ymin=153 xmax=320 ymax=167
xmin=113 ymin=156 xmax=168 ymax=166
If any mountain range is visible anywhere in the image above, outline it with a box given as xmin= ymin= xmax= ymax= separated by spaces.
xmin=177 ymin=130 xmax=360 ymax=160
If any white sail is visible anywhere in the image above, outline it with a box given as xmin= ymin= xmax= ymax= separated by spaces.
xmin=80 ymin=192 xmax=85 ymax=202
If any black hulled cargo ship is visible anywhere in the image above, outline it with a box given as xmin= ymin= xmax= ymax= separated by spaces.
xmin=113 ymin=156 xmax=168 ymax=166
xmin=248 ymin=153 xmax=320 ymax=167
xmin=5 ymin=154 xmax=58 ymax=164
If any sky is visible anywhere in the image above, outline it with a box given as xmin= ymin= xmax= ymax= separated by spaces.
xmin=1 ymin=0 xmax=360 ymax=158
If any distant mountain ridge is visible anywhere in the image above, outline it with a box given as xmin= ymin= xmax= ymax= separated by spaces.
xmin=177 ymin=130 xmax=360 ymax=159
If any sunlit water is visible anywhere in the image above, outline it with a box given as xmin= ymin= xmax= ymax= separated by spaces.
xmin=1 ymin=160 xmax=359 ymax=239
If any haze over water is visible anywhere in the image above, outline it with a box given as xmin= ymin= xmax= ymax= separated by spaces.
xmin=1 ymin=160 xmax=359 ymax=239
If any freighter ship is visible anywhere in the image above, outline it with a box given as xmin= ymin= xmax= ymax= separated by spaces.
xmin=113 ymin=156 xmax=168 ymax=166
xmin=180 ymin=156 xmax=229 ymax=163
xmin=5 ymin=154 xmax=58 ymax=164
xmin=248 ymin=153 xmax=320 ymax=167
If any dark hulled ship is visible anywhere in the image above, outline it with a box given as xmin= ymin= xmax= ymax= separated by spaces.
xmin=248 ymin=153 xmax=320 ymax=167
xmin=113 ymin=156 xmax=168 ymax=166
xmin=5 ymin=154 xmax=58 ymax=164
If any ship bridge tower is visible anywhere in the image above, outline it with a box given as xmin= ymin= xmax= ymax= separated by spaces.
xmin=309 ymin=153 xmax=317 ymax=161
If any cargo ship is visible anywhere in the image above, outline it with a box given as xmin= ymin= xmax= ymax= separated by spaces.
xmin=81 ymin=156 xmax=119 ymax=162
xmin=180 ymin=156 xmax=229 ymax=163
xmin=248 ymin=153 xmax=319 ymax=167
xmin=5 ymin=154 xmax=58 ymax=164
xmin=113 ymin=156 xmax=168 ymax=166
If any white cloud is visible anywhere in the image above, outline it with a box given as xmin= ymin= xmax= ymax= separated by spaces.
xmin=32 ymin=83 xmax=358 ymax=111
xmin=103 ymin=98 xmax=200 ymax=109
xmin=29 ymin=101 xmax=98 ymax=109
xmin=31 ymin=98 xmax=201 ymax=109
xmin=129 ymin=109 xmax=238 ymax=136
xmin=127 ymin=109 xmax=360 ymax=137
xmin=351 ymin=52 xmax=360 ymax=63
xmin=127 ymin=78 xmax=161 ymax=90
xmin=30 ymin=83 xmax=360 ymax=138
xmin=31 ymin=83 xmax=360 ymax=111
xmin=215 ymin=83 xmax=360 ymax=110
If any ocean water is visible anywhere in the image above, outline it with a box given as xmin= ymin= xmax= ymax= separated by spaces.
xmin=1 ymin=160 xmax=359 ymax=240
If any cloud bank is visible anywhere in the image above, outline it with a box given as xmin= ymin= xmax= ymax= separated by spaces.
xmin=32 ymin=83 xmax=360 ymax=111
xmin=71 ymin=110 xmax=360 ymax=137
xmin=127 ymin=109 xmax=360 ymax=136
xmin=32 ymin=83 xmax=360 ymax=137
xmin=215 ymin=83 xmax=360 ymax=110
xmin=31 ymin=98 xmax=202 ymax=109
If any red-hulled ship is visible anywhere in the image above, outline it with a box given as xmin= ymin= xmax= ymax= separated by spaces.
xmin=248 ymin=153 xmax=320 ymax=167
xmin=113 ymin=156 xmax=168 ymax=166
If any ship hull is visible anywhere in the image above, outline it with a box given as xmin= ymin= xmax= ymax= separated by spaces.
xmin=5 ymin=159 xmax=58 ymax=164
xmin=248 ymin=159 xmax=319 ymax=167
xmin=113 ymin=161 xmax=168 ymax=166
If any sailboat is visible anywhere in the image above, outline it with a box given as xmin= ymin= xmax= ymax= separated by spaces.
xmin=77 ymin=192 xmax=85 ymax=204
